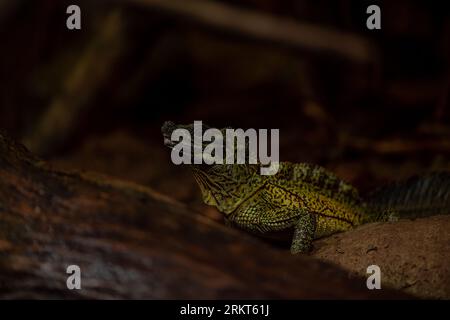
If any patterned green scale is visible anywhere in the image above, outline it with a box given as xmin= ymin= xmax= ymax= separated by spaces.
xmin=192 ymin=162 xmax=366 ymax=253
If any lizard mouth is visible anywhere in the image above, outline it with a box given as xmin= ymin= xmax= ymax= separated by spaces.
xmin=161 ymin=121 xmax=177 ymax=148
xmin=163 ymin=136 xmax=175 ymax=148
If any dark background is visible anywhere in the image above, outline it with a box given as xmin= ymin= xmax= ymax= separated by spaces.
xmin=0 ymin=0 xmax=449 ymax=218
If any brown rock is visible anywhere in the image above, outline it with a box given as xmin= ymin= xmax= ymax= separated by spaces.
xmin=312 ymin=216 xmax=450 ymax=299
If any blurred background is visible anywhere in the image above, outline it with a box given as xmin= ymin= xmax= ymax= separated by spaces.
xmin=0 ymin=0 xmax=449 ymax=220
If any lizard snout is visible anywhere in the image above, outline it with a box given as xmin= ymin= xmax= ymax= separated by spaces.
xmin=161 ymin=121 xmax=177 ymax=147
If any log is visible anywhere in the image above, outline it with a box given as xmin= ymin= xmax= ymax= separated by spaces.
xmin=0 ymin=133 xmax=407 ymax=299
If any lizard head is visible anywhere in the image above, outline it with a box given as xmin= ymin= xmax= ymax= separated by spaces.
xmin=162 ymin=121 xmax=213 ymax=161
xmin=162 ymin=120 xmax=195 ymax=149
xmin=161 ymin=121 xmax=263 ymax=214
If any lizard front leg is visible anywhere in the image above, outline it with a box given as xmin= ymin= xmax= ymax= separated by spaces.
xmin=229 ymin=193 xmax=316 ymax=254
xmin=230 ymin=196 xmax=300 ymax=234
xmin=290 ymin=212 xmax=316 ymax=254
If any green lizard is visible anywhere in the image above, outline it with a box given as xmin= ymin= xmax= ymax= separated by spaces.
xmin=162 ymin=121 xmax=450 ymax=254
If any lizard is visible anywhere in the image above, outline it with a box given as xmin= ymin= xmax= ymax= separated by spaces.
xmin=161 ymin=121 xmax=450 ymax=254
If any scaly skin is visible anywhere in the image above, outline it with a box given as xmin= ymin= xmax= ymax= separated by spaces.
xmin=162 ymin=121 xmax=450 ymax=254
xmin=191 ymin=162 xmax=373 ymax=253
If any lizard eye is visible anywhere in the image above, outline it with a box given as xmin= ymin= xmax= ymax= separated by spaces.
xmin=161 ymin=121 xmax=176 ymax=135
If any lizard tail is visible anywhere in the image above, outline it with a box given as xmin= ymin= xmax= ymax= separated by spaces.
xmin=363 ymin=171 xmax=450 ymax=222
